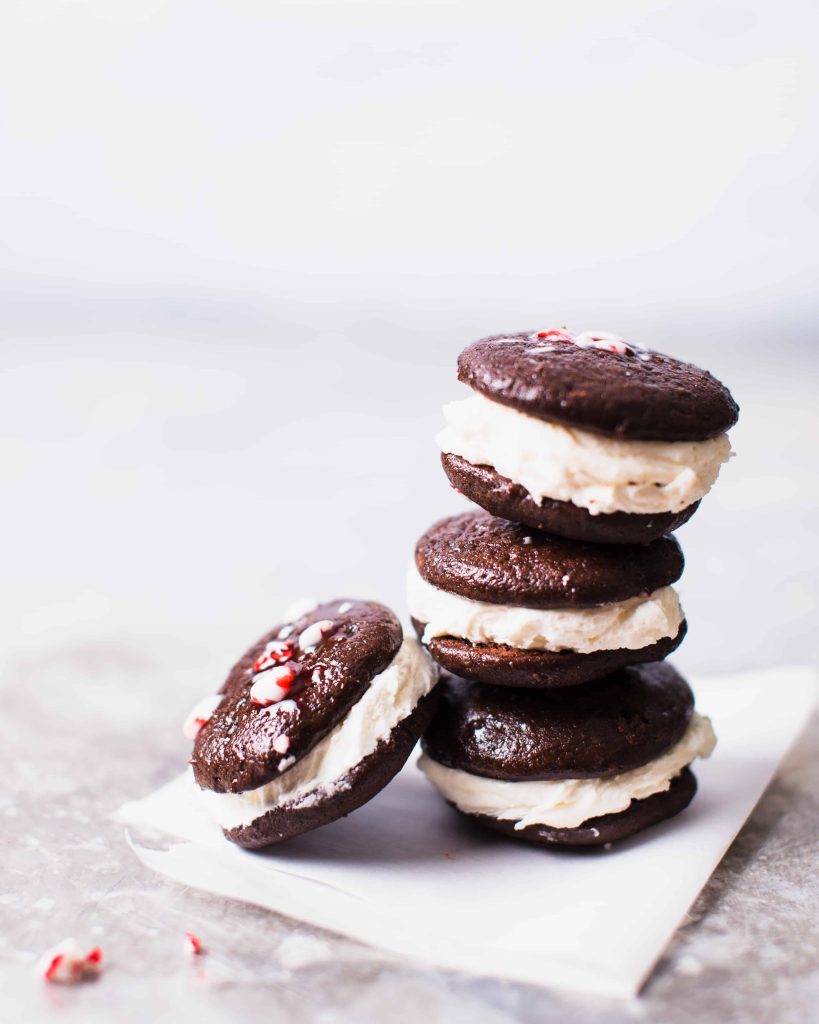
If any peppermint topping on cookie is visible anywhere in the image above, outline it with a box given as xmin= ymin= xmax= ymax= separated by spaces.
xmin=253 ymin=641 xmax=295 ymax=673
xmin=183 ymin=695 xmax=223 ymax=739
xmin=298 ymin=619 xmax=334 ymax=651
xmin=263 ymin=698 xmax=298 ymax=717
xmin=183 ymin=932 xmax=204 ymax=956
xmin=535 ymin=328 xmax=574 ymax=343
xmin=530 ymin=328 xmax=639 ymax=357
xmin=39 ymin=939 xmax=103 ymax=984
xmin=573 ymin=330 xmax=633 ymax=355
xmin=250 ymin=664 xmax=298 ymax=706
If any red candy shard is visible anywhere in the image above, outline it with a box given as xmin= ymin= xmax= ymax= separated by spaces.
xmin=250 ymin=664 xmax=297 ymax=706
xmin=183 ymin=695 xmax=223 ymax=740
xmin=184 ymin=932 xmax=203 ymax=955
xmin=253 ymin=641 xmax=295 ymax=674
xmin=40 ymin=940 xmax=103 ymax=984
xmin=535 ymin=329 xmax=573 ymax=342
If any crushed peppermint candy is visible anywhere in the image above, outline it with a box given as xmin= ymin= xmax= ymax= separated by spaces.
xmin=253 ymin=640 xmax=295 ymax=674
xmin=277 ymin=624 xmax=294 ymax=640
xmin=183 ymin=932 xmax=204 ymax=956
xmin=39 ymin=939 xmax=103 ymax=984
xmin=272 ymin=735 xmax=291 ymax=754
xmin=535 ymin=328 xmax=574 ymax=343
xmin=183 ymin=695 xmax=223 ymax=740
xmin=250 ymin=665 xmax=297 ymax=706
xmin=337 ymin=601 xmax=353 ymax=614
xmin=278 ymin=755 xmax=296 ymax=772
xmin=529 ymin=328 xmax=641 ymax=357
xmin=298 ymin=619 xmax=334 ymax=651
xmin=572 ymin=330 xmax=633 ymax=355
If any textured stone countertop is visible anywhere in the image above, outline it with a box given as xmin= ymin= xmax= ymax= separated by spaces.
xmin=1 ymin=331 xmax=817 ymax=1023
xmin=1 ymin=644 xmax=816 ymax=1024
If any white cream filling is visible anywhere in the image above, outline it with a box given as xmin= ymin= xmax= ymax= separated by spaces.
xmin=437 ymin=393 xmax=732 ymax=515
xmin=198 ymin=637 xmax=438 ymax=830
xmin=418 ymin=713 xmax=716 ymax=830
xmin=406 ymin=563 xmax=683 ymax=654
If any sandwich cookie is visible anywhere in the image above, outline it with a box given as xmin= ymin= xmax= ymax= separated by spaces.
xmin=439 ymin=328 xmax=738 ymax=544
xmin=408 ymin=511 xmax=686 ymax=688
xmin=188 ymin=598 xmax=439 ymax=848
xmin=419 ymin=664 xmax=716 ymax=847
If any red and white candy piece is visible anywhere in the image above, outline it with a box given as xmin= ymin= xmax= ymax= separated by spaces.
xmin=250 ymin=664 xmax=297 ymax=706
xmin=572 ymin=330 xmax=633 ymax=355
xmin=535 ymin=328 xmax=574 ymax=343
xmin=298 ymin=619 xmax=334 ymax=651
xmin=183 ymin=932 xmax=204 ymax=956
xmin=183 ymin=695 xmax=223 ymax=740
xmin=253 ymin=640 xmax=295 ymax=674
xmin=39 ymin=939 xmax=103 ymax=985
xmin=531 ymin=328 xmax=635 ymax=356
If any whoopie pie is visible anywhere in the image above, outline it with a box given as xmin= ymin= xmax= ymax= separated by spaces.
xmin=438 ymin=328 xmax=737 ymax=544
xmin=407 ymin=511 xmax=686 ymax=688
xmin=419 ymin=664 xmax=716 ymax=847
xmin=186 ymin=598 xmax=438 ymax=848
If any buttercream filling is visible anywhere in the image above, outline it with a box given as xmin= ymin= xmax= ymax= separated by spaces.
xmin=437 ymin=392 xmax=732 ymax=516
xmin=418 ymin=712 xmax=716 ymax=830
xmin=198 ymin=637 xmax=438 ymax=830
xmin=406 ymin=563 xmax=683 ymax=654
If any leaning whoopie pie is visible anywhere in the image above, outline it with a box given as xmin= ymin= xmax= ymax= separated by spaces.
xmin=418 ymin=664 xmax=716 ymax=847
xmin=407 ymin=510 xmax=687 ymax=688
xmin=438 ymin=328 xmax=738 ymax=544
xmin=186 ymin=598 xmax=438 ymax=848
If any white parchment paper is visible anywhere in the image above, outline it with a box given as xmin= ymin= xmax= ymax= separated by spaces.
xmin=116 ymin=666 xmax=817 ymax=998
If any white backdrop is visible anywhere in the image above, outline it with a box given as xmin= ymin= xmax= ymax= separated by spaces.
xmin=1 ymin=2 xmax=816 ymax=713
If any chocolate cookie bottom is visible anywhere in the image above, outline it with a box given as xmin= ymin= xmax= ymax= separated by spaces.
xmin=466 ymin=768 xmax=697 ymax=848
xmin=441 ymin=453 xmax=699 ymax=545
xmin=412 ymin=618 xmax=687 ymax=688
xmin=225 ymin=689 xmax=438 ymax=849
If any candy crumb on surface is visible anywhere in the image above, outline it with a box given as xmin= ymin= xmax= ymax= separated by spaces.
xmin=39 ymin=939 xmax=103 ymax=984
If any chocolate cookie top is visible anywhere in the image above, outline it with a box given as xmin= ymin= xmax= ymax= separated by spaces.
xmin=423 ymin=663 xmax=694 ymax=781
xmin=191 ymin=599 xmax=402 ymax=794
xmin=415 ymin=511 xmax=683 ymax=608
xmin=458 ymin=330 xmax=738 ymax=441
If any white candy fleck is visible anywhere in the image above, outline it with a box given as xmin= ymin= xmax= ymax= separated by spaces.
xmin=573 ymin=330 xmax=632 ymax=355
xmin=250 ymin=667 xmax=293 ymax=706
xmin=337 ymin=601 xmax=353 ymax=614
xmin=278 ymin=624 xmax=294 ymax=640
xmin=298 ymin=619 xmax=334 ymax=651
xmin=263 ymin=698 xmax=298 ymax=717
xmin=273 ymin=735 xmax=291 ymax=754
xmin=182 ymin=694 xmax=223 ymax=740
xmin=561 ymin=574 xmax=571 ymax=586
xmin=278 ymin=756 xmax=296 ymax=773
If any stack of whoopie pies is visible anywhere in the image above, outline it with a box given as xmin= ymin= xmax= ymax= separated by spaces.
xmin=409 ymin=328 xmax=738 ymax=847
